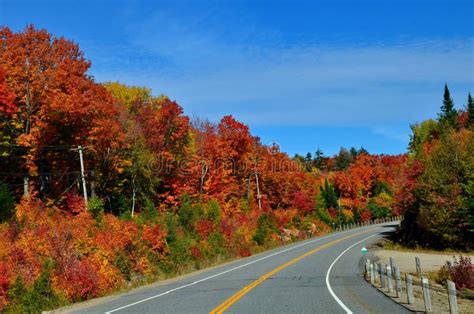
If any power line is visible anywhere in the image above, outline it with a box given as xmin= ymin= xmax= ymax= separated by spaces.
xmin=0 ymin=144 xmax=75 ymax=149
xmin=0 ymin=171 xmax=81 ymax=176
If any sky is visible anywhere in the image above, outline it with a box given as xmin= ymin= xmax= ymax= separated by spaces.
xmin=1 ymin=0 xmax=473 ymax=156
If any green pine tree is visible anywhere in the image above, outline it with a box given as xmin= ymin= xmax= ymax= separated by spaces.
xmin=467 ymin=93 xmax=474 ymax=126
xmin=314 ymin=148 xmax=325 ymax=170
xmin=304 ymin=152 xmax=313 ymax=171
xmin=438 ymin=84 xmax=458 ymax=128
xmin=334 ymin=147 xmax=352 ymax=170
xmin=320 ymin=179 xmax=339 ymax=209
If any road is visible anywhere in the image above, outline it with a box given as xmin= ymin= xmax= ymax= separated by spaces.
xmin=62 ymin=223 xmax=409 ymax=314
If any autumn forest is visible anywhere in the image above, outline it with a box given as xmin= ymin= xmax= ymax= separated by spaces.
xmin=0 ymin=26 xmax=473 ymax=312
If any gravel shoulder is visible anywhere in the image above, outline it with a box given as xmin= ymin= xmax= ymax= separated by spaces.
xmin=364 ymin=247 xmax=474 ymax=314
xmin=374 ymin=249 xmax=474 ymax=273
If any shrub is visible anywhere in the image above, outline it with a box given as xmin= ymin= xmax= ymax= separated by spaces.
xmin=291 ymin=191 xmax=314 ymax=214
xmin=87 ymin=197 xmax=104 ymax=225
xmin=443 ymin=256 xmax=474 ymax=290
xmin=368 ymin=201 xmax=389 ymax=219
xmin=253 ymin=214 xmax=271 ymax=246
xmin=6 ymin=276 xmax=27 ymax=311
xmin=59 ymin=258 xmax=99 ymax=302
xmin=450 ymin=256 xmax=474 ymax=290
xmin=165 ymin=212 xmax=177 ymax=244
xmin=208 ymin=231 xmax=227 ymax=257
xmin=114 ymin=253 xmax=132 ymax=281
xmin=64 ymin=191 xmax=86 ymax=215
xmin=166 ymin=236 xmax=192 ymax=273
xmin=436 ymin=265 xmax=452 ymax=285
xmin=178 ymin=194 xmax=201 ymax=230
xmin=360 ymin=208 xmax=372 ymax=222
xmin=195 ymin=219 xmax=213 ymax=240
xmin=7 ymin=262 xmax=66 ymax=313
xmin=316 ymin=207 xmax=333 ymax=225
xmin=205 ymin=199 xmax=221 ymax=224
xmin=459 ymin=288 xmax=474 ymax=300
xmin=140 ymin=197 xmax=158 ymax=223
xmin=142 ymin=224 xmax=167 ymax=255
xmin=0 ymin=262 xmax=10 ymax=309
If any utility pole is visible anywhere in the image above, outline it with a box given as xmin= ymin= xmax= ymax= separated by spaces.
xmin=131 ymin=178 xmax=136 ymax=218
xmin=255 ymin=154 xmax=262 ymax=210
xmin=255 ymin=169 xmax=262 ymax=210
xmin=76 ymin=146 xmax=88 ymax=206
xmin=254 ymin=143 xmax=262 ymax=210
xmin=337 ymin=197 xmax=341 ymax=224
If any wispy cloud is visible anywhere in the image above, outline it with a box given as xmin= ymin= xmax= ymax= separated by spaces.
xmin=89 ymin=9 xmax=474 ymax=129
xmin=371 ymin=126 xmax=410 ymax=143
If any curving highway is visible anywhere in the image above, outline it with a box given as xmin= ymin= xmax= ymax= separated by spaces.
xmin=61 ymin=223 xmax=409 ymax=314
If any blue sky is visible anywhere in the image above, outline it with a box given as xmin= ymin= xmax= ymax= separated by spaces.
xmin=1 ymin=0 xmax=473 ymax=156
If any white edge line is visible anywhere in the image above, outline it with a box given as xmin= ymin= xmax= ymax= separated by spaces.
xmin=105 ymin=226 xmax=380 ymax=313
xmin=325 ymin=233 xmax=378 ymax=314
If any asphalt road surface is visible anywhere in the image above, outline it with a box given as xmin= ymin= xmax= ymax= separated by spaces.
xmin=63 ymin=222 xmax=410 ymax=314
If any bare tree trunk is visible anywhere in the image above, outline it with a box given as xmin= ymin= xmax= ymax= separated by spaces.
xmin=131 ymin=185 xmax=136 ymax=218
xmin=23 ymin=176 xmax=29 ymax=196
xmin=199 ymin=162 xmax=208 ymax=194
xmin=22 ymin=80 xmax=32 ymax=196
xmin=90 ymin=170 xmax=96 ymax=198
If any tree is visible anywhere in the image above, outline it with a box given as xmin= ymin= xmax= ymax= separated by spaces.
xmin=358 ymin=147 xmax=369 ymax=155
xmin=0 ymin=25 xmax=123 ymax=200
xmin=320 ymin=179 xmax=339 ymax=209
xmin=102 ymin=82 xmax=151 ymax=108
xmin=0 ymin=66 xmax=16 ymax=119
xmin=408 ymin=119 xmax=439 ymax=157
xmin=304 ymin=152 xmax=313 ymax=171
xmin=399 ymin=127 xmax=474 ymax=249
xmin=333 ymin=147 xmax=352 ymax=170
xmin=438 ymin=84 xmax=458 ymax=128
xmin=467 ymin=93 xmax=474 ymax=127
xmin=103 ymin=83 xmax=160 ymax=216
xmin=314 ymin=148 xmax=325 ymax=170
xmin=349 ymin=147 xmax=358 ymax=159
xmin=134 ymin=96 xmax=191 ymax=203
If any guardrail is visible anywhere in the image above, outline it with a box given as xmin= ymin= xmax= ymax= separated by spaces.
xmin=364 ymin=256 xmax=460 ymax=314
xmin=332 ymin=216 xmax=402 ymax=232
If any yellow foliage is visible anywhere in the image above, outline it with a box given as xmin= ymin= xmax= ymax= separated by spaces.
xmin=341 ymin=209 xmax=354 ymax=220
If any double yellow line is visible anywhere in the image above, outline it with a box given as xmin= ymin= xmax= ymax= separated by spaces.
xmin=209 ymin=228 xmax=375 ymax=314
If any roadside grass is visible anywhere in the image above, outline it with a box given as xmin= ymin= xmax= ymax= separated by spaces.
xmin=374 ymin=237 xmax=474 ymax=255
xmin=416 ymin=271 xmax=474 ymax=301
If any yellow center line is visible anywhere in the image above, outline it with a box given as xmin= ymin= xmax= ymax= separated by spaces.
xmin=209 ymin=228 xmax=376 ymax=314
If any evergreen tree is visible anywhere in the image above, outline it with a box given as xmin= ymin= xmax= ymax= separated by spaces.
xmin=320 ymin=179 xmax=339 ymax=209
xmin=314 ymin=148 xmax=325 ymax=170
xmin=438 ymin=84 xmax=458 ymax=128
xmin=334 ymin=147 xmax=352 ymax=170
xmin=467 ymin=93 xmax=474 ymax=126
xmin=293 ymin=154 xmax=305 ymax=164
xmin=349 ymin=147 xmax=358 ymax=159
xmin=304 ymin=152 xmax=313 ymax=171
xmin=358 ymin=147 xmax=369 ymax=155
